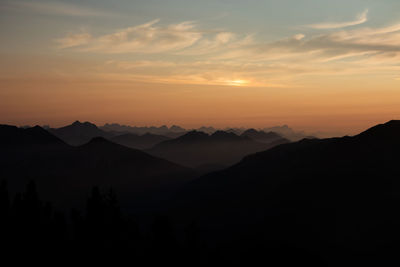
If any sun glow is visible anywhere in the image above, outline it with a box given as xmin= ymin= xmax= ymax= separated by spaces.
xmin=227 ymin=79 xmax=249 ymax=86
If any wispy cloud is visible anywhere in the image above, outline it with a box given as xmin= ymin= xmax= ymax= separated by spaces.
xmin=56 ymin=33 xmax=92 ymax=49
xmin=228 ymin=21 xmax=400 ymax=64
xmin=54 ymin=17 xmax=400 ymax=87
xmin=55 ymin=20 xmax=245 ymax=54
xmin=3 ymin=1 xmax=113 ymax=17
xmin=307 ymin=9 xmax=368 ymax=29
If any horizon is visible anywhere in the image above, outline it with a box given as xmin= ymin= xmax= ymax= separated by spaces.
xmin=11 ymin=119 xmax=400 ymax=139
xmin=1 ymin=0 xmax=400 ymax=135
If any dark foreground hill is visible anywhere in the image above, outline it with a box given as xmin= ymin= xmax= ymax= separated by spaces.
xmin=148 ymin=130 xmax=289 ymax=168
xmin=0 ymin=125 xmax=195 ymax=210
xmin=169 ymin=120 xmax=400 ymax=265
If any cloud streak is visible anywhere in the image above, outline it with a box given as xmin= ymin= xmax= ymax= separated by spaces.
xmin=56 ymin=20 xmax=204 ymax=53
xmin=55 ymin=20 xmax=252 ymax=55
xmin=307 ymin=9 xmax=368 ymax=29
xmin=54 ymin=18 xmax=400 ymax=87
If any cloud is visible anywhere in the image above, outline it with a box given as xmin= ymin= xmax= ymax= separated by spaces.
xmin=56 ymin=33 xmax=92 ymax=49
xmin=95 ymin=20 xmax=202 ymax=53
xmin=307 ymin=9 xmax=368 ymax=29
xmin=56 ymin=20 xmax=204 ymax=53
xmin=55 ymin=20 xmax=249 ymax=54
xmin=54 ymin=18 xmax=400 ymax=87
xmin=3 ymin=1 xmax=113 ymax=17
xmin=244 ymin=21 xmax=400 ymax=63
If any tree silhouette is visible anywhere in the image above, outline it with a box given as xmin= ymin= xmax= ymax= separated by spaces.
xmin=0 ymin=180 xmax=10 ymax=251
xmin=0 ymin=180 xmax=9 ymax=217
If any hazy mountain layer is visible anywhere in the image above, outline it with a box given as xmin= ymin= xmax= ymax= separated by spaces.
xmin=49 ymin=121 xmax=113 ymax=146
xmin=148 ymin=130 xmax=289 ymax=168
xmin=110 ymin=133 xmax=170 ymax=150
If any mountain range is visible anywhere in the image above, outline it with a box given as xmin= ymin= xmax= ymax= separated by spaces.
xmin=41 ymin=121 xmax=291 ymax=168
xmin=168 ymin=120 xmax=400 ymax=263
xmin=241 ymin=128 xmax=290 ymax=143
xmin=0 ymin=124 xmax=194 ymax=210
xmin=147 ymin=130 xmax=289 ymax=168
xmin=110 ymin=133 xmax=171 ymax=150
xmin=49 ymin=121 xmax=112 ymax=146
xmin=3 ymin=120 xmax=400 ymax=264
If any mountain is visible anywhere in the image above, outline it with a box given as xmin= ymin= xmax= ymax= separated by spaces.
xmin=0 ymin=125 xmax=67 ymax=148
xmin=262 ymin=125 xmax=308 ymax=141
xmin=169 ymin=120 xmax=400 ymax=263
xmin=49 ymin=121 xmax=113 ymax=146
xmin=0 ymin=125 xmax=195 ymax=210
xmin=223 ymin=128 xmax=246 ymax=135
xmin=110 ymin=133 xmax=170 ymax=150
xmin=148 ymin=130 xmax=286 ymax=168
xmin=170 ymin=125 xmax=186 ymax=132
xmin=197 ymin=126 xmax=217 ymax=134
xmin=241 ymin=129 xmax=289 ymax=144
xmin=101 ymin=123 xmax=187 ymax=136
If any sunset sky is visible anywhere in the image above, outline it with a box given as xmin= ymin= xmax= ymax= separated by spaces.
xmin=1 ymin=0 xmax=399 ymax=135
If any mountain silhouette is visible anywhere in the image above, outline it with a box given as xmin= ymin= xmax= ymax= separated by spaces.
xmin=110 ymin=133 xmax=170 ymax=150
xmin=101 ymin=123 xmax=186 ymax=137
xmin=197 ymin=126 xmax=217 ymax=134
xmin=49 ymin=121 xmax=113 ymax=146
xmin=262 ymin=124 xmax=308 ymax=141
xmin=241 ymin=129 xmax=289 ymax=144
xmin=147 ymin=130 xmax=287 ymax=168
xmin=0 ymin=125 xmax=67 ymax=147
xmin=1 ymin=125 xmax=195 ymax=210
xmin=169 ymin=120 xmax=400 ymax=262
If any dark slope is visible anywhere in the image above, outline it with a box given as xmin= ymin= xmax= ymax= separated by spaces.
xmin=147 ymin=130 xmax=283 ymax=168
xmin=49 ymin=121 xmax=113 ymax=146
xmin=169 ymin=120 xmax=400 ymax=262
xmin=110 ymin=133 xmax=170 ymax=150
xmin=0 ymin=126 xmax=195 ymax=210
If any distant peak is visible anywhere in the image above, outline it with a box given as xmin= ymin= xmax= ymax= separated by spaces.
xmin=212 ymin=130 xmax=236 ymax=136
xmin=26 ymin=125 xmax=53 ymax=135
xmin=31 ymin=125 xmax=44 ymax=130
xmin=170 ymin=125 xmax=185 ymax=132
xmin=242 ymin=129 xmax=259 ymax=134
xmin=177 ymin=130 xmax=209 ymax=141
xmin=211 ymin=131 xmax=240 ymax=140
xmin=184 ymin=130 xmax=208 ymax=137
xmin=71 ymin=121 xmax=97 ymax=128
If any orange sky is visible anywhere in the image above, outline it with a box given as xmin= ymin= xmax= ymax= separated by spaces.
xmin=1 ymin=1 xmax=400 ymax=136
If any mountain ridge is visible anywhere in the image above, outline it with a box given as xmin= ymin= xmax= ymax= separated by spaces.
xmin=168 ymin=120 xmax=400 ymax=251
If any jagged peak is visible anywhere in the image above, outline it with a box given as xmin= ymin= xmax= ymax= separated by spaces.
xmin=242 ymin=128 xmax=259 ymax=135
xmin=181 ymin=130 xmax=209 ymax=138
xmin=211 ymin=131 xmax=242 ymax=141
xmin=71 ymin=121 xmax=97 ymax=128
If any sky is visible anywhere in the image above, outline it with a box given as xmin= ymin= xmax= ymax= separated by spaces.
xmin=1 ymin=0 xmax=400 ymax=135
